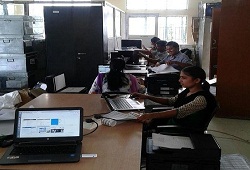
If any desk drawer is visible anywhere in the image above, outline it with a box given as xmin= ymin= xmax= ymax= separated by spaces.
xmin=0 ymin=15 xmax=34 ymax=35
xmin=0 ymin=35 xmax=33 ymax=54
xmin=0 ymin=72 xmax=36 ymax=89
xmin=0 ymin=53 xmax=37 ymax=72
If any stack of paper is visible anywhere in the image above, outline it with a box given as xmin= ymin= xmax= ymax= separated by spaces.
xmin=149 ymin=64 xmax=179 ymax=74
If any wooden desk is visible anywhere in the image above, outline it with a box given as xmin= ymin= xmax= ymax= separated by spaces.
xmin=0 ymin=94 xmax=143 ymax=170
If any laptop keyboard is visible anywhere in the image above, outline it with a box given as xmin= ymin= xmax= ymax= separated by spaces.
xmin=110 ymin=98 xmax=133 ymax=110
xmin=10 ymin=144 xmax=77 ymax=155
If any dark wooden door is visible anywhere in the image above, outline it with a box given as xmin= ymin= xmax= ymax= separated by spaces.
xmin=217 ymin=0 xmax=250 ymax=118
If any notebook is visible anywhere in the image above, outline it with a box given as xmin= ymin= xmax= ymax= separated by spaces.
xmin=0 ymin=107 xmax=83 ymax=165
xmin=103 ymin=94 xmax=145 ymax=111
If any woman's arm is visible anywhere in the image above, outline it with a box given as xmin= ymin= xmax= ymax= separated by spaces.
xmin=136 ymin=95 xmax=208 ymax=123
xmin=137 ymin=109 xmax=178 ymax=123
xmin=88 ymin=76 xmax=100 ymax=94
xmin=131 ymin=92 xmax=171 ymax=105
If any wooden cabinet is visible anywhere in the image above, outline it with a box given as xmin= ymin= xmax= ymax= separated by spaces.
xmin=216 ymin=0 xmax=250 ymax=118
xmin=44 ymin=6 xmax=109 ymax=89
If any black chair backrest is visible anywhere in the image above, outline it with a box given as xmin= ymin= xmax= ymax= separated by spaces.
xmin=180 ymin=48 xmax=192 ymax=59
xmin=202 ymin=104 xmax=220 ymax=131
xmin=156 ymin=104 xmax=219 ymax=134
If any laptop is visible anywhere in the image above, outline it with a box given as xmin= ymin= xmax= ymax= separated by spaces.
xmin=0 ymin=107 xmax=83 ymax=165
xmin=52 ymin=73 xmax=86 ymax=93
xmin=103 ymin=93 xmax=145 ymax=111
xmin=45 ymin=73 xmax=87 ymax=93
xmin=98 ymin=65 xmax=110 ymax=73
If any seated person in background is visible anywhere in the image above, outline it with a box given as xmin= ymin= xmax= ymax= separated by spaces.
xmin=88 ymin=58 xmax=144 ymax=94
xmin=131 ymin=66 xmax=217 ymax=130
xmin=141 ymin=37 xmax=160 ymax=57
xmin=139 ymin=40 xmax=168 ymax=66
xmin=156 ymin=41 xmax=193 ymax=71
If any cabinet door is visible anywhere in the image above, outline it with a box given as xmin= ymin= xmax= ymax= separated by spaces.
xmin=44 ymin=6 xmax=73 ymax=36
xmin=44 ymin=7 xmax=76 ymax=86
xmin=44 ymin=6 xmax=105 ymax=88
xmin=72 ymin=6 xmax=105 ymax=88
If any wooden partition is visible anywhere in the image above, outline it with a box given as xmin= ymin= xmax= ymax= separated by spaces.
xmin=216 ymin=0 xmax=250 ymax=119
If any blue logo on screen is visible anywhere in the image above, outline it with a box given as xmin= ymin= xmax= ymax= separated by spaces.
xmin=51 ymin=119 xmax=59 ymax=125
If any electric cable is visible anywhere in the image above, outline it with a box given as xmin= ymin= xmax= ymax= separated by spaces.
xmin=83 ymin=119 xmax=99 ymax=136
xmin=207 ymin=129 xmax=250 ymax=144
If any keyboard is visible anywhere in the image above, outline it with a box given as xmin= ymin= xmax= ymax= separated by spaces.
xmin=10 ymin=144 xmax=77 ymax=155
xmin=109 ymin=98 xmax=133 ymax=110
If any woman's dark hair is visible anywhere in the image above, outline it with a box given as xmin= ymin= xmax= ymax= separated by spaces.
xmin=151 ymin=37 xmax=160 ymax=44
xmin=107 ymin=58 xmax=129 ymax=91
xmin=181 ymin=66 xmax=210 ymax=91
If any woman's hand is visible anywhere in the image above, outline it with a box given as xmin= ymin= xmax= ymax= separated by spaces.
xmin=130 ymin=92 xmax=148 ymax=99
xmin=137 ymin=113 xmax=153 ymax=123
xmin=165 ymin=60 xmax=178 ymax=66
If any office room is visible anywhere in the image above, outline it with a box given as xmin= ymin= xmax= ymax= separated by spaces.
xmin=0 ymin=0 xmax=250 ymax=169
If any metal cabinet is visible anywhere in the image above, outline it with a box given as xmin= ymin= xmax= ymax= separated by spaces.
xmin=44 ymin=6 xmax=109 ymax=89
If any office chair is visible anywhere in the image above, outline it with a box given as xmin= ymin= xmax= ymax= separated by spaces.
xmin=180 ymin=48 xmax=192 ymax=59
xmin=155 ymin=104 xmax=220 ymax=135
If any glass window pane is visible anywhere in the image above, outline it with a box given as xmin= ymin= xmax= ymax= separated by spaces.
xmin=106 ymin=6 xmax=114 ymax=38
xmin=129 ymin=17 xmax=155 ymax=35
xmin=3 ymin=4 xmax=24 ymax=15
xmin=158 ymin=17 xmax=166 ymax=40
xmin=127 ymin=0 xmax=146 ymax=10
xmin=0 ymin=5 xmax=3 ymax=15
xmin=166 ymin=0 xmax=188 ymax=10
xmin=147 ymin=0 xmax=167 ymax=10
xmin=29 ymin=4 xmax=44 ymax=16
xmin=158 ymin=16 xmax=187 ymax=44
xmin=115 ymin=10 xmax=121 ymax=36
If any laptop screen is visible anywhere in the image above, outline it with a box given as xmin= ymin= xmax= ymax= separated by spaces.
xmin=14 ymin=108 xmax=83 ymax=142
xmin=98 ymin=65 xmax=110 ymax=73
xmin=54 ymin=73 xmax=66 ymax=92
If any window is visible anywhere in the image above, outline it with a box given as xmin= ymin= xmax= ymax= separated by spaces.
xmin=166 ymin=0 xmax=188 ymax=10
xmin=0 ymin=4 xmax=24 ymax=15
xmin=106 ymin=5 xmax=114 ymax=38
xmin=128 ymin=16 xmax=155 ymax=35
xmin=158 ymin=16 xmax=187 ymax=44
xmin=127 ymin=0 xmax=188 ymax=10
xmin=115 ymin=10 xmax=121 ymax=36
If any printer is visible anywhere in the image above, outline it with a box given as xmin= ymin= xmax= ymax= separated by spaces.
xmin=146 ymin=133 xmax=221 ymax=170
xmin=146 ymin=73 xmax=180 ymax=97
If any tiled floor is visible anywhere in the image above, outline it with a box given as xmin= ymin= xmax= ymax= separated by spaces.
xmin=207 ymin=117 xmax=250 ymax=160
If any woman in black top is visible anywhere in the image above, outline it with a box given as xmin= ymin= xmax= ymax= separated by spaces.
xmin=132 ymin=66 xmax=217 ymax=129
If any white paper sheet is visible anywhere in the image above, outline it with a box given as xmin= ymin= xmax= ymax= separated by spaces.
xmin=0 ymin=109 xmax=15 ymax=120
xmin=152 ymin=133 xmax=194 ymax=149
xmin=149 ymin=64 xmax=179 ymax=74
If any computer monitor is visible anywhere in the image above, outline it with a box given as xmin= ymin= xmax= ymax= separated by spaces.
xmin=117 ymin=50 xmax=140 ymax=65
xmin=98 ymin=65 xmax=110 ymax=73
xmin=121 ymin=39 xmax=142 ymax=49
